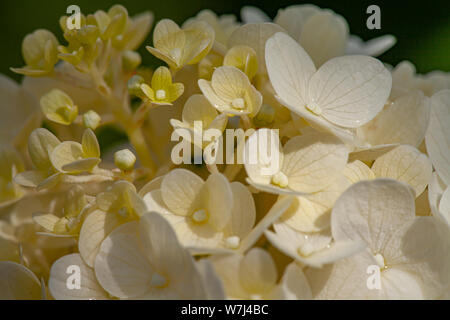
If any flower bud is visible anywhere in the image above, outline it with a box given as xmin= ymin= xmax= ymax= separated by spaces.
xmin=82 ymin=110 xmax=102 ymax=130
xmin=114 ymin=149 xmax=136 ymax=171
xmin=40 ymin=89 xmax=78 ymax=125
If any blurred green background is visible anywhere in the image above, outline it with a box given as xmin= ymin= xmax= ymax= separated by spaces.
xmin=1 ymin=0 xmax=449 ymax=82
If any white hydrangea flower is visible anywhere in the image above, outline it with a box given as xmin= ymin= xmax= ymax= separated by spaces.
xmin=94 ymin=212 xmax=216 ymax=299
xmin=244 ymin=129 xmax=348 ymax=195
xmin=265 ymin=32 xmax=392 ymax=144
xmin=306 ymin=179 xmax=450 ymax=299
xmin=210 ymin=248 xmax=312 ymax=299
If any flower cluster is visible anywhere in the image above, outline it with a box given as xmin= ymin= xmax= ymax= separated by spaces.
xmin=0 ymin=4 xmax=449 ymax=300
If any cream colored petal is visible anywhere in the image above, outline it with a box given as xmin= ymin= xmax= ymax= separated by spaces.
xmin=229 ymin=23 xmax=285 ymax=74
xmin=198 ymin=79 xmax=230 ymax=112
xmin=182 ymin=94 xmax=218 ymax=127
xmin=33 ymin=213 xmax=59 ymax=232
xmin=0 ymin=261 xmax=41 ymax=300
xmin=50 ymin=141 xmax=84 ymax=173
xmin=139 ymin=212 xmax=199 ymax=286
xmin=244 ymin=128 xmax=283 ymax=186
xmin=61 ymin=158 xmax=100 ymax=173
xmin=265 ymin=32 xmax=316 ymax=110
xmin=357 ymin=91 xmax=430 ymax=147
xmin=279 ymin=262 xmax=313 ymax=300
xmin=331 ymin=179 xmax=416 ymax=254
xmin=299 ymin=11 xmax=348 ymax=67
xmin=201 ymin=173 xmax=233 ymax=231
xmin=95 ymin=221 xmax=153 ymax=299
xmin=343 ymin=160 xmax=376 ymax=184
xmin=14 ymin=170 xmax=46 ymax=188
xmin=152 ymin=19 xmax=180 ymax=43
xmin=308 ymin=55 xmax=391 ymax=128
xmin=78 ymin=209 xmax=123 ymax=267
xmin=223 ymin=45 xmax=258 ymax=80
xmin=438 ymin=187 xmax=450 ymax=225
xmin=28 ymin=128 xmax=61 ymax=171
xmin=49 ymin=253 xmax=108 ymax=300
xmin=223 ymin=182 xmax=256 ymax=238
xmin=282 ymin=133 xmax=348 ymax=193
xmin=266 ymin=222 xmax=364 ymax=268
xmin=428 ymin=172 xmax=447 ymax=220
xmin=348 ymin=144 xmax=398 ymax=162
xmin=241 ymin=6 xmax=271 ymax=23
xmin=273 ymin=4 xmax=320 ymax=40
xmin=195 ymin=259 xmax=226 ymax=300
xmin=346 ymin=34 xmax=396 ymax=56
xmin=144 ymin=189 xmax=223 ymax=250
xmin=210 ymin=253 xmax=248 ymax=299
xmin=305 ymin=251 xmax=379 ymax=299
xmin=161 ymin=168 xmax=204 ymax=216
xmin=371 ymin=145 xmax=432 ymax=197
xmin=387 ymin=216 xmax=450 ymax=299
xmin=82 ymin=129 xmax=100 ymax=158
xmin=182 ymin=21 xmax=215 ymax=65
xmin=210 ymin=66 xmax=250 ymax=101
xmin=425 ymin=89 xmax=450 ymax=185
xmin=239 ymin=248 xmax=277 ymax=295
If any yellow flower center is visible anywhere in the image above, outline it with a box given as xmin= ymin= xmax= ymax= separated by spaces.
xmin=232 ymin=98 xmax=245 ymax=110
xmin=192 ymin=209 xmax=208 ymax=224
xmin=156 ymin=89 xmax=167 ymax=100
xmin=150 ymin=272 xmax=168 ymax=288
xmin=271 ymin=171 xmax=288 ymax=188
xmin=306 ymin=100 xmax=322 ymax=115
xmin=297 ymin=243 xmax=314 ymax=257
xmin=374 ymin=253 xmax=386 ymax=269
xmin=169 ymin=48 xmax=182 ymax=62
xmin=225 ymin=236 xmax=240 ymax=249
xmin=118 ymin=206 xmax=130 ymax=218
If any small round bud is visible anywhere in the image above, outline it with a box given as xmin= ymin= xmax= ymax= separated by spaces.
xmin=127 ymin=75 xmax=145 ymax=98
xmin=122 ymin=50 xmax=142 ymax=71
xmin=82 ymin=110 xmax=101 ymax=130
xmin=114 ymin=149 xmax=136 ymax=171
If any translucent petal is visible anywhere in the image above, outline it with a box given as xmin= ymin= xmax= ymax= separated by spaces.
xmin=239 ymin=248 xmax=277 ymax=295
xmin=161 ymin=168 xmax=204 ymax=216
xmin=308 ymin=55 xmax=392 ymax=128
xmin=49 ymin=254 xmax=107 ymax=300
xmin=223 ymin=182 xmax=256 ymax=238
xmin=299 ymin=11 xmax=348 ymax=67
xmin=229 ymin=23 xmax=285 ymax=74
xmin=425 ymin=89 xmax=450 ymax=185
xmin=0 ymin=261 xmax=41 ymax=300
xmin=331 ymin=179 xmax=416 ymax=254
xmin=282 ymin=133 xmax=348 ymax=193
xmin=357 ymin=91 xmax=430 ymax=147
xmin=28 ymin=128 xmax=61 ymax=171
xmin=265 ymin=32 xmax=316 ymax=110
xmin=371 ymin=145 xmax=432 ymax=197
xmin=78 ymin=209 xmax=123 ymax=267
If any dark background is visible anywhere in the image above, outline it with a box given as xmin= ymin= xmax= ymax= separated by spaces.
xmin=1 ymin=0 xmax=449 ymax=82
